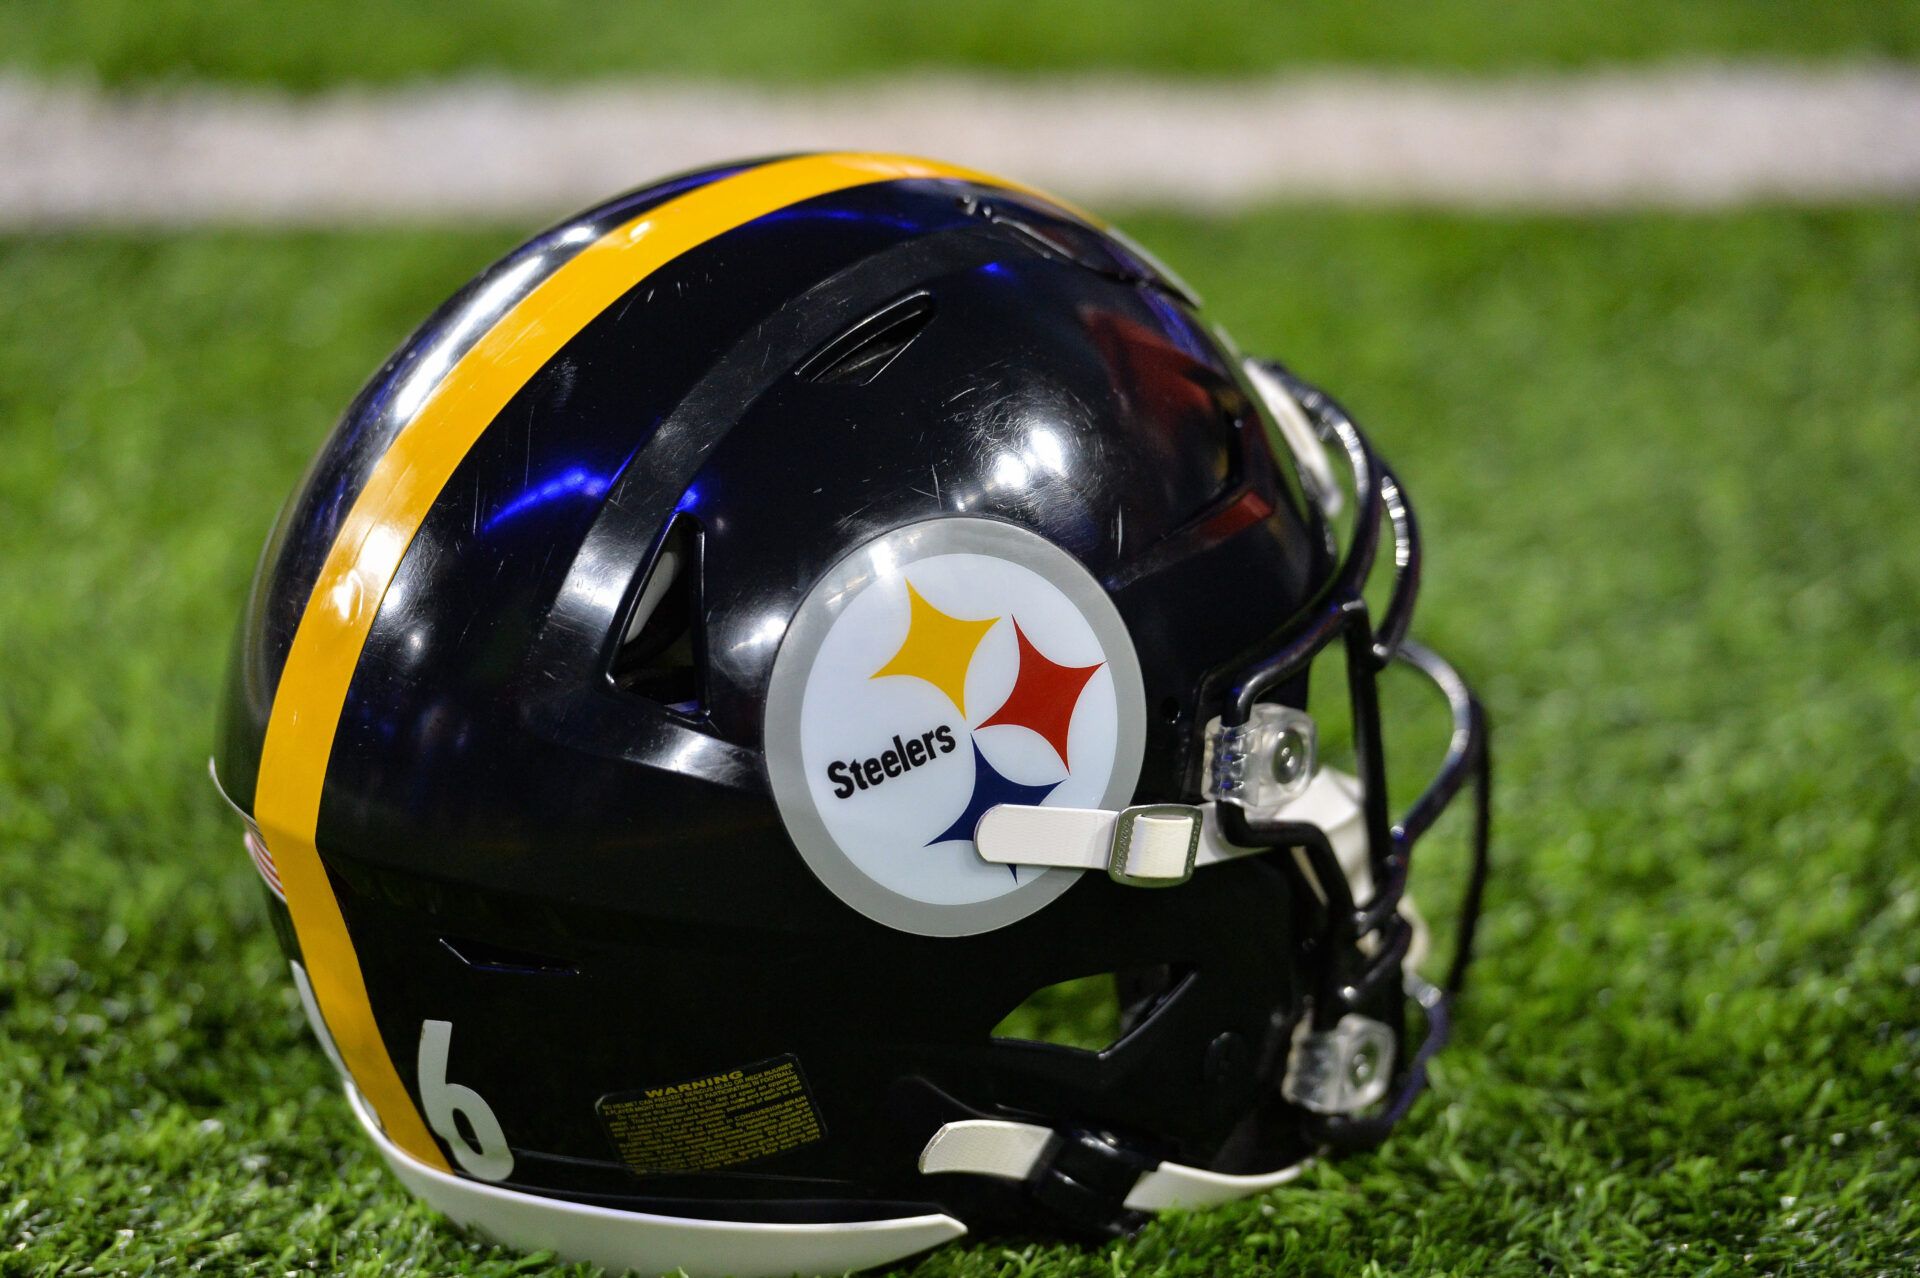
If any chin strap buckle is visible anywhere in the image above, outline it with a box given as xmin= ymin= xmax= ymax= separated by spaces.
xmin=1025 ymin=1129 xmax=1159 ymax=1239
xmin=1107 ymin=804 xmax=1203 ymax=887
xmin=1280 ymin=1013 xmax=1396 ymax=1115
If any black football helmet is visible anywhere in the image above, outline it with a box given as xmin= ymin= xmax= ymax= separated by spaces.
xmin=213 ymin=153 xmax=1489 ymax=1277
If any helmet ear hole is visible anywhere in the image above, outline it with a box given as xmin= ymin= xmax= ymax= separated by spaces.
xmin=610 ymin=515 xmax=704 ymax=712
xmin=991 ymin=965 xmax=1189 ymax=1055
xmin=992 ymin=972 xmax=1126 ymax=1054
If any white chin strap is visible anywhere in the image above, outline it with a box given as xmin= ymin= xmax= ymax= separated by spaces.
xmin=919 ymin=1119 xmax=1306 ymax=1211
xmin=974 ymin=766 xmax=1429 ymax=972
xmin=975 ymin=768 xmax=1368 ymax=887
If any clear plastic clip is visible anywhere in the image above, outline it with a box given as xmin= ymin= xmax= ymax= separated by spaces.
xmin=1204 ymin=704 xmax=1317 ymax=814
xmin=1281 ymin=1013 xmax=1395 ymax=1115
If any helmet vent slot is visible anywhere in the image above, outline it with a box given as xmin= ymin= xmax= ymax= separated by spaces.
xmin=611 ymin=515 xmax=704 ymax=713
xmin=439 ymin=935 xmax=578 ymax=976
xmin=797 ymin=292 xmax=935 ymax=386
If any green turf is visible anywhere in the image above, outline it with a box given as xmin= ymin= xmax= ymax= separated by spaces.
xmin=3 ymin=206 xmax=1918 ymax=1275
xmin=3 ymin=0 xmax=1919 ymax=88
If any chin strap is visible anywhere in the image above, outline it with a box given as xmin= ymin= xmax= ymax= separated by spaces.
xmin=975 ymin=768 xmax=1430 ymax=973
xmin=974 ymin=769 xmax=1368 ymax=887
xmin=919 ymin=1119 xmax=1306 ymax=1219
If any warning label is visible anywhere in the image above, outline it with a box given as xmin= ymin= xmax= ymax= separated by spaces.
xmin=596 ymin=1054 xmax=825 ymax=1174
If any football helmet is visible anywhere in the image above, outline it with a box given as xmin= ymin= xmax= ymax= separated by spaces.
xmin=213 ymin=153 xmax=1489 ymax=1277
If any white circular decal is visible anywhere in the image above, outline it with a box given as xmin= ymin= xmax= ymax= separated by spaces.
xmin=766 ymin=519 xmax=1145 ymax=936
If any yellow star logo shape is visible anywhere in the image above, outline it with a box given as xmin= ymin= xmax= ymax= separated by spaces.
xmin=870 ymin=580 xmax=999 ymax=716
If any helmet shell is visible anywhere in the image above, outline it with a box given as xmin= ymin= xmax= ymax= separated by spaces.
xmin=217 ymin=155 xmax=1336 ymax=1238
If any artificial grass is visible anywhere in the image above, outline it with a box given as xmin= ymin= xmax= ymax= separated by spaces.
xmin=2 ymin=206 xmax=1917 ymax=1275
xmin=3 ymin=0 xmax=1919 ymax=89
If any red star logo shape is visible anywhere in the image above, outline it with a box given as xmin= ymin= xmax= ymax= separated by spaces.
xmin=976 ymin=618 xmax=1104 ymax=770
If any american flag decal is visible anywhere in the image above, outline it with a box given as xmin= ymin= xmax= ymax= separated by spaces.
xmin=244 ymin=828 xmax=285 ymax=900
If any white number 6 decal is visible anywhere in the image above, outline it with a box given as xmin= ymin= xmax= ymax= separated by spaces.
xmin=417 ymin=1019 xmax=515 ymax=1181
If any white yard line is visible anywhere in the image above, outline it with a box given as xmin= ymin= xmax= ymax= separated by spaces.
xmin=4 ymin=66 xmax=1919 ymax=225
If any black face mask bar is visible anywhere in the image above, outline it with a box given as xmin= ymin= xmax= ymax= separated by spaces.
xmin=1218 ymin=361 xmax=1493 ymax=1151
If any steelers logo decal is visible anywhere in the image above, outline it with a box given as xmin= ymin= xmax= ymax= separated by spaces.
xmin=766 ymin=519 xmax=1146 ymax=936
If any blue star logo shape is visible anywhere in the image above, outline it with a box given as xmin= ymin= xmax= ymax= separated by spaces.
xmin=927 ymin=741 xmax=1063 ymax=878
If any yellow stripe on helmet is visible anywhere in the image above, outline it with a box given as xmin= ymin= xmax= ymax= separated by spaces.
xmin=253 ymin=153 xmax=1060 ymax=1171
